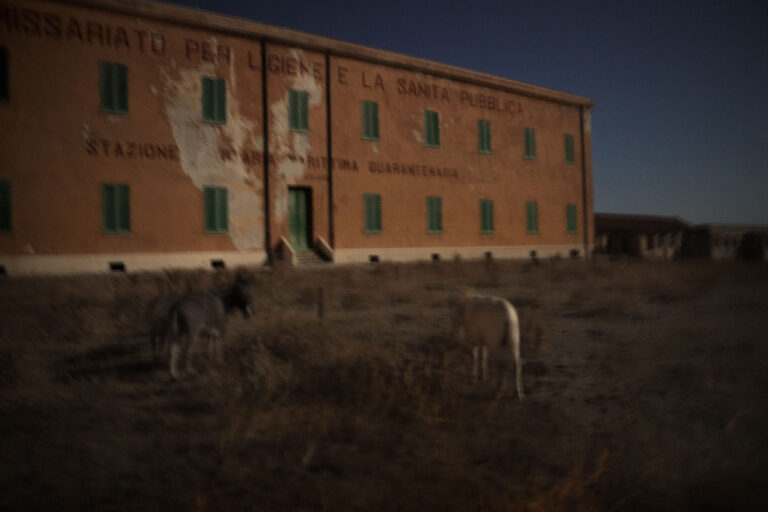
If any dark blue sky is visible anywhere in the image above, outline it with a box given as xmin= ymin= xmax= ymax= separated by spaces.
xmin=171 ymin=0 xmax=767 ymax=225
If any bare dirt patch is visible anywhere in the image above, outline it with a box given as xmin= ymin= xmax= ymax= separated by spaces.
xmin=1 ymin=259 xmax=767 ymax=511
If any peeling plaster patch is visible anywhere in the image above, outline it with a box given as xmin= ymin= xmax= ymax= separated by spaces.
xmin=372 ymin=144 xmax=379 ymax=156
xmin=271 ymin=48 xmax=324 ymax=224
xmin=160 ymin=54 xmax=265 ymax=251
xmin=150 ymin=85 xmax=158 ymax=96
xmin=412 ymin=129 xmax=424 ymax=144
xmin=82 ymin=124 xmax=90 ymax=140
xmin=584 ymin=115 xmax=591 ymax=133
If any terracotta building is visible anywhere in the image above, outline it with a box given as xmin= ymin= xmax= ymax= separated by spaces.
xmin=0 ymin=0 xmax=594 ymax=275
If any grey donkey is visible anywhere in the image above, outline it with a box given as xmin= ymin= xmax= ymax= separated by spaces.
xmin=163 ymin=281 xmax=254 ymax=379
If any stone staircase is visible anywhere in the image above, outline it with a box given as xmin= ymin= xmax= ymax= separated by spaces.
xmin=295 ymin=249 xmax=331 ymax=267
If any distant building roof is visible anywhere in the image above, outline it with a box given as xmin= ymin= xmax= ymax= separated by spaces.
xmin=595 ymin=213 xmax=692 ymax=233
xmin=692 ymin=223 xmax=768 ymax=233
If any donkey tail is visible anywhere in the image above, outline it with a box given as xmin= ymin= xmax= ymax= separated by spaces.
xmin=502 ymin=299 xmax=524 ymax=400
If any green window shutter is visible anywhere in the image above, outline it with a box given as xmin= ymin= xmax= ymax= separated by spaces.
xmin=525 ymin=127 xmax=536 ymax=159
xmin=362 ymin=101 xmax=379 ymax=140
xmin=100 ymin=63 xmax=127 ymax=113
xmin=0 ymin=180 xmax=11 ymax=231
xmin=427 ymin=196 xmax=442 ymax=232
xmin=202 ymin=77 xmax=226 ymax=123
xmin=117 ymin=184 xmax=130 ymax=231
xmin=363 ymin=193 xmax=382 ymax=232
xmin=526 ymin=202 xmax=539 ymax=234
xmin=289 ymin=90 xmax=309 ymax=131
xmin=204 ymin=187 xmax=215 ymax=231
xmin=565 ymin=134 xmax=575 ymax=164
xmin=115 ymin=64 xmax=128 ymax=112
xmin=103 ymin=184 xmax=130 ymax=233
xmin=217 ymin=188 xmax=228 ymax=231
xmin=566 ymin=204 xmax=577 ymax=233
xmin=480 ymin=199 xmax=494 ymax=233
xmin=215 ymin=78 xmax=226 ymax=123
xmin=478 ymin=119 xmax=491 ymax=153
xmin=425 ymin=110 xmax=439 ymax=147
xmin=205 ymin=187 xmax=228 ymax=232
xmin=102 ymin=184 xmax=115 ymax=232
xmin=1 ymin=47 xmax=9 ymax=102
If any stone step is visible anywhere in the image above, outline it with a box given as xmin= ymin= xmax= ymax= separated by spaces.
xmin=294 ymin=249 xmax=331 ymax=266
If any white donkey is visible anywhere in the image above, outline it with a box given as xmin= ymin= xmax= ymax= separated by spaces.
xmin=458 ymin=293 xmax=524 ymax=400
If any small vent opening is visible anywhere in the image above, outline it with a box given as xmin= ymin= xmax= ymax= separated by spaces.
xmin=109 ymin=262 xmax=126 ymax=273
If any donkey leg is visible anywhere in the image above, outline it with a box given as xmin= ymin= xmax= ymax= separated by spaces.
xmin=481 ymin=346 xmax=489 ymax=381
xmin=515 ymin=354 xmax=525 ymax=400
xmin=169 ymin=342 xmax=181 ymax=379
xmin=184 ymin=335 xmax=198 ymax=375
xmin=472 ymin=346 xmax=480 ymax=381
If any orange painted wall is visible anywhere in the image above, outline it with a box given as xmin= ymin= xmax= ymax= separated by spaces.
xmin=330 ymin=56 xmax=587 ymax=250
xmin=0 ymin=0 xmax=593 ymax=265
xmin=0 ymin=0 xmax=265 ymax=256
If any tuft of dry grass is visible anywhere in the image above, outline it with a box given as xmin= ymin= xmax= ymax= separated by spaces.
xmin=1 ymin=259 xmax=767 ymax=511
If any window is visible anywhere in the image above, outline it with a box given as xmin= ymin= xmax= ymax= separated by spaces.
xmin=0 ymin=180 xmax=10 ymax=232
xmin=0 ymin=47 xmax=8 ymax=103
xmin=427 ymin=196 xmax=442 ymax=232
xmin=524 ymin=127 xmax=536 ymax=159
xmin=526 ymin=201 xmax=539 ymax=234
xmin=363 ymin=193 xmax=382 ymax=233
xmin=564 ymin=134 xmax=575 ymax=164
xmin=362 ymin=100 xmax=379 ymax=140
xmin=204 ymin=186 xmax=228 ymax=233
xmin=480 ymin=199 xmax=494 ymax=233
xmin=425 ymin=110 xmax=440 ymax=147
xmin=478 ymin=119 xmax=491 ymax=153
xmin=99 ymin=62 xmax=128 ymax=113
xmin=102 ymin=184 xmax=130 ymax=233
xmin=202 ymin=76 xmax=226 ymax=124
xmin=289 ymin=89 xmax=309 ymax=132
xmin=566 ymin=204 xmax=577 ymax=234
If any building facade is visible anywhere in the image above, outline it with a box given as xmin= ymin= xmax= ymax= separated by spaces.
xmin=594 ymin=213 xmax=690 ymax=260
xmin=0 ymin=0 xmax=594 ymax=275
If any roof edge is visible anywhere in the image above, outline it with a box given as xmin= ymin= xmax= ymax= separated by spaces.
xmin=57 ymin=0 xmax=595 ymax=108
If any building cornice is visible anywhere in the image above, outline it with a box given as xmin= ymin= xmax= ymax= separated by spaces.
xmin=55 ymin=0 xmax=595 ymax=108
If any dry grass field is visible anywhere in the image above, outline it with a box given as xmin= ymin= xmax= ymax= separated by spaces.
xmin=1 ymin=258 xmax=767 ymax=511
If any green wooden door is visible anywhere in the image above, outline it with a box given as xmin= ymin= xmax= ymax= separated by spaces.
xmin=288 ymin=187 xmax=310 ymax=250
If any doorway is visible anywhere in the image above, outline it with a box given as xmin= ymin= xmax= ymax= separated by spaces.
xmin=288 ymin=187 xmax=312 ymax=250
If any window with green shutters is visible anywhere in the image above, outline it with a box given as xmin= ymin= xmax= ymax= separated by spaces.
xmin=202 ymin=76 xmax=226 ymax=124
xmin=0 ymin=180 xmax=10 ymax=232
xmin=566 ymin=204 xmax=578 ymax=233
xmin=99 ymin=62 xmax=128 ymax=113
xmin=427 ymin=196 xmax=442 ymax=232
xmin=524 ymin=127 xmax=536 ymax=159
xmin=478 ymin=119 xmax=491 ymax=153
xmin=363 ymin=193 xmax=382 ymax=233
xmin=564 ymin=134 xmax=575 ymax=164
xmin=526 ymin=201 xmax=539 ymax=234
xmin=0 ymin=47 xmax=8 ymax=103
xmin=102 ymin=184 xmax=130 ymax=233
xmin=425 ymin=110 xmax=440 ymax=147
xmin=204 ymin=187 xmax=228 ymax=233
xmin=289 ymin=89 xmax=309 ymax=132
xmin=480 ymin=199 xmax=494 ymax=233
xmin=362 ymin=100 xmax=379 ymax=140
